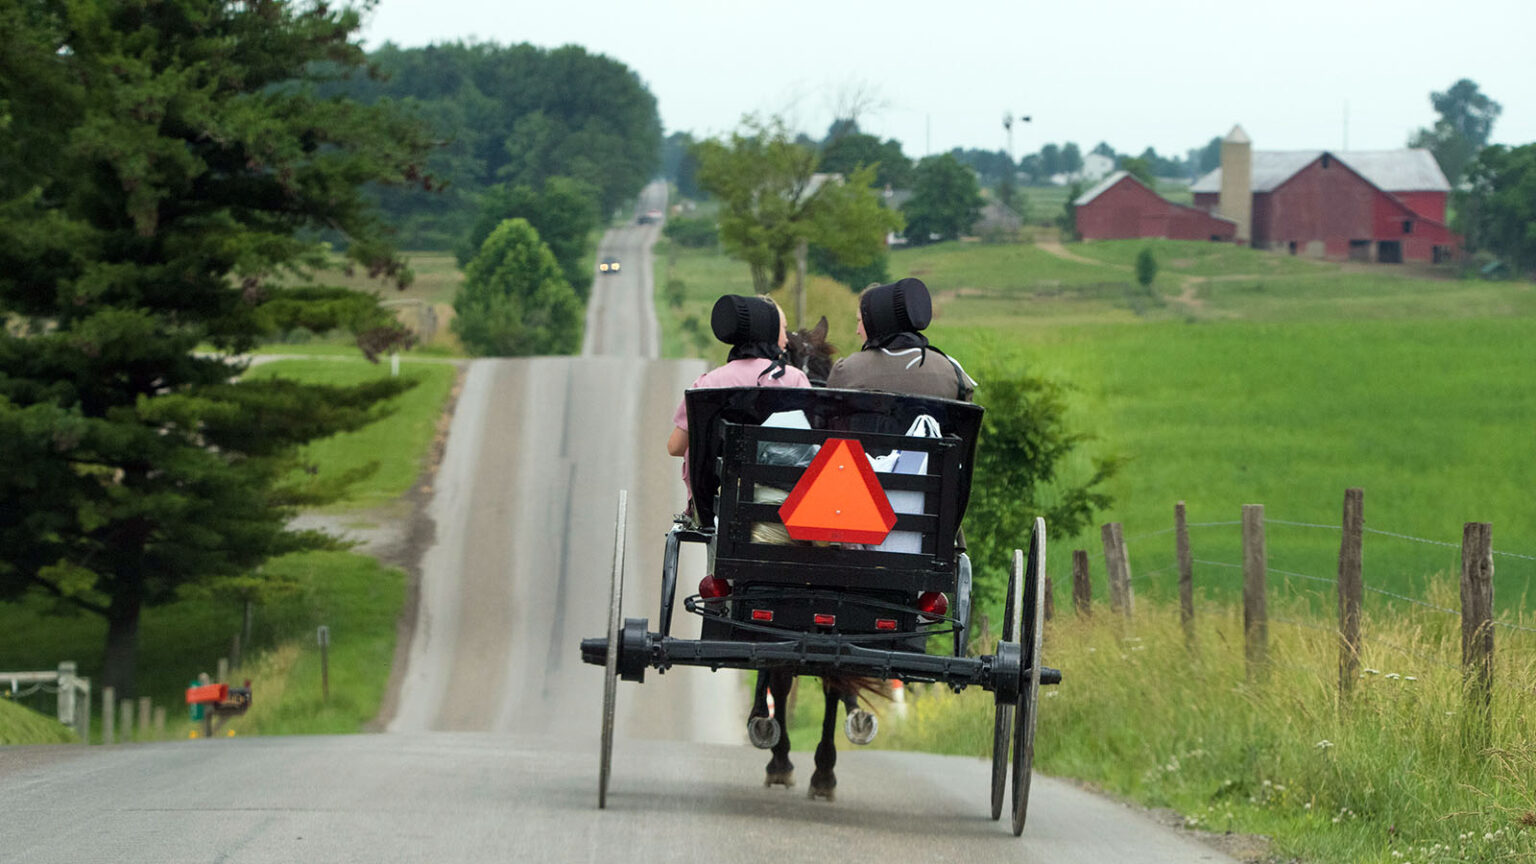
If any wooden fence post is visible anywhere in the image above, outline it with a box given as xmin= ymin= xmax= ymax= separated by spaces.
xmin=153 ymin=706 xmax=166 ymax=738
xmin=216 ymin=657 xmax=229 ymax=684
xmin=1044 ymin=576 xmax=1055 ymax=622
xmin=102 ymin=686 xmax=115 ymax=745
xmin=1242 ymin=504 xmax=1268 ymax=682
xmin=1460 ymin=521 xmax=1494 ymax=744
xmin=137 ymin=697 xmax=151 ymax=739
xmin=1072 ymin=550 xmax=1092 ymax=618
xmin=1337 ymin=488 xmax=1364 ymax=701
xmin=1175 ymin=502 xmax=1194 ymax=647
xmin=1101 ymin=523 xmax=1134 ymax=618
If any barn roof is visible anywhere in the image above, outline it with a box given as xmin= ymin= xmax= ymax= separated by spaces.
xmin=1190 ymin=149 xmax=1449 ymax=194
xmin=1073 ymin=170 xmax=1135 ymax=206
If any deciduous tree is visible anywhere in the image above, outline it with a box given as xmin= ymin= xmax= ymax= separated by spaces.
xmin=902 ymin=154 xmax=984 ymax=245
xmin=1456 ymin=143 xmax=1536 ymax=273
xmin=1410 ymin=78 xmax=1502 ymax=186
xmin=0 ymin=0 xmax=433 ymax=696
xmin=456 ymin=176 xmax=601 ymax=299
xmin=694 ymin=116 xmax=900 ymax=294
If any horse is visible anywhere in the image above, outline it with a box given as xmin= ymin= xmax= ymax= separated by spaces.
xmin=750 ymin=314 xmax=888 ymax=801
xmin=783 ymin=316 xmax=837 ymax=386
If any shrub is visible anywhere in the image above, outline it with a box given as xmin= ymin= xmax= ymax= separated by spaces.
xmin=662 ymin=215 xmax=719 ymax=249
xmin=451 ymin=219 xmax=583 ymax=356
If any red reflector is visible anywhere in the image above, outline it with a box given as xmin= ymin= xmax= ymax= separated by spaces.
xmin=875 ymin=618 xmax=897 ymax=631
xmin=814 ymin=613 xmax=836 ymax=627
xmin=751 ymin=609 xmax=773 ymax=622
xmin=698 ymin=575 xmax=730 ymax=599
xmin=917 ymin=591 xmax=949 ymax=621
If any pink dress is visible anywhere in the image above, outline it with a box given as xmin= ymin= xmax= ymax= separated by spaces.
xmin=672 ymin=358 xmax=811 ymax=497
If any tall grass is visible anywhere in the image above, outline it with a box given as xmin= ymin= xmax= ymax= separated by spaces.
xmin=872 ymin=597 xmax=1536 ymax=863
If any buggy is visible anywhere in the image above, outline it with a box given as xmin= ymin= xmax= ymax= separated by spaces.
xmin=580 ymin=386 xmax=1060 ymax=835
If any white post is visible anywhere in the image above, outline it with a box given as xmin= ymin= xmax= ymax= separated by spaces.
xmin=390 ymin=352 xmax=400 ymax=377
xmin=56 ymin=662 xmax=76 ymax=730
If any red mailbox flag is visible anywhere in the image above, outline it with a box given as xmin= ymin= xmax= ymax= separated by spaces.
xmin=185 ymin=683 xmax=228 ymax=705
xmin=778 ymin=438 xmax=896 ymax=544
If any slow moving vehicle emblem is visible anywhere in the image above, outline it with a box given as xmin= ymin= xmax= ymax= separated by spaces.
xmin=777 ymin=438 xmax=897 ymax=544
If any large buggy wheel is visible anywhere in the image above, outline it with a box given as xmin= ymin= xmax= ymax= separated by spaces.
xmin=598 ymin=490 xmax=628 ymax=809
xmin=989 ymin=547 xmax=1022 ymax=821
xmin=1011 ymin=517 xmax=1047 ymax=835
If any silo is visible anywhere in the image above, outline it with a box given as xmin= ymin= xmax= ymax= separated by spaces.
xmin=1218 ymin=125 xmax=1252 ymax=245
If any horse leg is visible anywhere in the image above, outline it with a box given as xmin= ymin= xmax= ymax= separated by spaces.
xmin=764 ymin=670 xmax=795 ymax=787
xmin=808 ymin=679 xmax=840 ymax=801
xmin=747 ymin=671 xmax=779 ymax=749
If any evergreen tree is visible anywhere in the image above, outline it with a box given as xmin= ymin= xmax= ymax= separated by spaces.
xmin=452 ymin=219 xmax=583 ymax=356
xmin=0 ymin=0 xmax=434 ymax=696
xmin=456 ymin=177 xmax=601 ymax=299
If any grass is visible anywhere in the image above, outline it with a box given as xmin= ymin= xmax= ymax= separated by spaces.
xmin=0 ymin=697 xmax=76 ymax=745
xmin=0 ymin=356 xmax=456 ymax=740
xmin=244 ymin=358 xmax=457 ymax=511
xmin=858 ymin=599 xmax=1536 ymax=863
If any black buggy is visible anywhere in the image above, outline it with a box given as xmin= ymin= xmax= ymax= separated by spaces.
xmin=580 ymin=386 xmax=1060 ymax=835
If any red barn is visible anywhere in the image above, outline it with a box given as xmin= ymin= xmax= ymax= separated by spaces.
xmin=1073 ymin=171 xmax=1237 ymax=242
xmin=1190 ymin=148 xmax=1458 ymax=263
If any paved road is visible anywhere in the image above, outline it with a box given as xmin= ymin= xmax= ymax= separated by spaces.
xmin=0 ymin=180 xmax=1235 ymax=863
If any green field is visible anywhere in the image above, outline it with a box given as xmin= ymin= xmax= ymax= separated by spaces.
xmin=660 ymin=238 xmax=1536 ymax=618
xmin=244 ymin=358 xmax=458 ymax=511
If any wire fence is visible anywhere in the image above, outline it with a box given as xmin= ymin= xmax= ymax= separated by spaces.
xmin=1117 ymin=512 xmax=1536 ymax=633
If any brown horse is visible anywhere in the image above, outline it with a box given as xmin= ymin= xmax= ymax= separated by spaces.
xmin=783 ymin=316 xmax=837 ymax=386
xmin=749 ymin=315 xmax=888 ymax=801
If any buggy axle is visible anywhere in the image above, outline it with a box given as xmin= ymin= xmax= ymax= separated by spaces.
xmin=579 ymin=619 xmax=1060 ymax=696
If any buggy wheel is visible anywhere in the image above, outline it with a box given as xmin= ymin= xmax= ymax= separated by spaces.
xmin=1011 ymin=518 xmax=1047 ymax=836
xmin=990 ymin=547 xmax=1024 ymax=821
xmin=599 ymin=490 xmax=628 ymax=809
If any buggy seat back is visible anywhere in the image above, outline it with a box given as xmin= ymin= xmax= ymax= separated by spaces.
xmin=685 ymin=387 xmax=983 ymax=595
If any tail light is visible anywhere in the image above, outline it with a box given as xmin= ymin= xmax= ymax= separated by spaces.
xmin=875 ymin=619 xmax=898 ymax=631
xmin=916 ymin=591 xmax=949 ymax=623
xmin=699 ymin=575 xmax=730 ymax=599
xmin=813 ymin=613 xmax=836 ymax=627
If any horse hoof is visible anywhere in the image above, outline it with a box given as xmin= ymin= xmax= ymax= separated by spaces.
xmin=808 ymin=779 xmax=836 ymax=802
xmin=764 ymin=770 xmax=795 ymax=788
xmin=845 ymin=708 xmax=878 ymax=745
xmin=747 ymin=716 xmax=781 ymax=749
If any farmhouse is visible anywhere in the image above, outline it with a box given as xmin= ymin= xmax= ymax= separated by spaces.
xmin=1075 ymin=126 xmax=1460 ymax=264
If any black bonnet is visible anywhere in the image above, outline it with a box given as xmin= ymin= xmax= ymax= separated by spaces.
xmin=711 ymin=295 xmax=780 ymax=345
xmin=860 ymin=278 xmax=933 ymax=340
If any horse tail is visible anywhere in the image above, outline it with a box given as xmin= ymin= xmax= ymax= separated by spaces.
xmin=822 ymin=674 xmax=892 ymax=708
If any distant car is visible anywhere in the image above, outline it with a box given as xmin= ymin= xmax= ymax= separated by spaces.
xmin=599 ymin=257 xmax=621 ymax=274
xmin=636 ymin=208 xmax=663 ymax=225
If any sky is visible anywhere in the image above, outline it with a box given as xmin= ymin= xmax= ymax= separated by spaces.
xmin=362 ymin=0 xmax=1536 ymax=162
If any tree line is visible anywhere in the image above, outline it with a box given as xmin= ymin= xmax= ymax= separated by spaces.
xmin=324 ymin=41 xmax=664 ymax=356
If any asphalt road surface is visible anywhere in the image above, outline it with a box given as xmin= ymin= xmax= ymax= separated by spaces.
xmin=0 ymin=181 xmax=1235 ymax=863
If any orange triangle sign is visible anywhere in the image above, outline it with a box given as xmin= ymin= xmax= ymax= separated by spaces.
xmin=778 ymin=438 xmax=897 ymax=544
